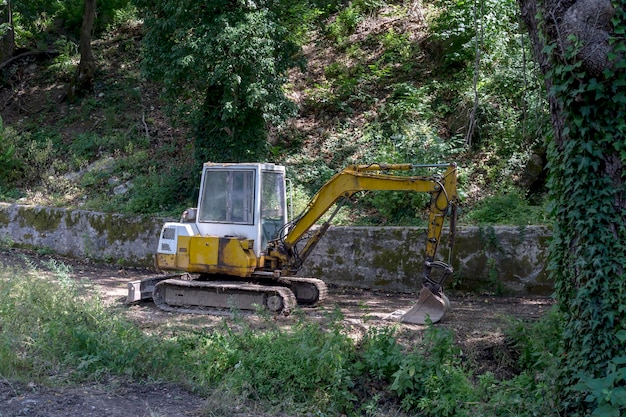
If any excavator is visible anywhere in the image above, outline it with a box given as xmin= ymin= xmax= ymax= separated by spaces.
xmin=127 ymin=161 xmax=458 ymax=324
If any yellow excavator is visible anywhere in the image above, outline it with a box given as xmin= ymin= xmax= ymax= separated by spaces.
xmin=127 ymin=162 xmax=458 ymax=324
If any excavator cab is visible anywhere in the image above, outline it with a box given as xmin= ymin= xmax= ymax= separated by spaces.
xmin=153 ymin=163 xmax=289 ymax=276
xmin=193 ymin=163 xmax=288 ymax=255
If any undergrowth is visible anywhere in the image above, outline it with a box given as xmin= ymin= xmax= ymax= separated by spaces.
xmin=0 ymin=259 xmax=562 ymax=416
xmin=0 ymin=0 xmax=550 ymax=225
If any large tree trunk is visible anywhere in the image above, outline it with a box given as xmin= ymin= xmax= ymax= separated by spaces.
xmin=67 ymin=0 xmax=97 ymax=101
xmin=518 ymin=0 xmax=626 ymax=415
xmin=0 ymin=0 xmax=14 ymax=64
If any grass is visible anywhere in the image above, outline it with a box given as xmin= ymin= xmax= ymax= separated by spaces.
xmin=0 ymin=257 xmax=563 ymax=416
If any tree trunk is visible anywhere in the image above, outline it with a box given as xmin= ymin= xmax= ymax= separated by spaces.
xmin=0 ymin=0 xmax=14 ymax=64
xmin=517 ymin=0 xmax=626 ymax=414
xmin=67 ymin=0 xmax=97 ymax=101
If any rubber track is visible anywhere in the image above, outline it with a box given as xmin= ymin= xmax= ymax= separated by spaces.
xmin=277 ymin=276 xmax=329 ymax=306
xmin=153 ymin=279 xmax=297 ymax=316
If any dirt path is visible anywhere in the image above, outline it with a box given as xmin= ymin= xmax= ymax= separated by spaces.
xmin=0 ymin=248 xmax=554 ymax=417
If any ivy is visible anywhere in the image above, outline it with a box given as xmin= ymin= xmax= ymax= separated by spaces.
xmin=542 ymin=1 xmax=626 ymax=415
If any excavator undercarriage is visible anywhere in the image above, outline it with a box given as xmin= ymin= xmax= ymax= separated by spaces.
xmin=129 ymin=273 xmax=327 ymax=315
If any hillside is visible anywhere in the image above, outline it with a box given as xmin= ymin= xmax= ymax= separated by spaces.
xmin=0 ymin=1 xmax=549 ymax=225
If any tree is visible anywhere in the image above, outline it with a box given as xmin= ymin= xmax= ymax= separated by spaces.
xmin=518 ymin=0 xmax=626 ymax=414
xmin=66 ymin=0 xmax=96 ymax=101
xmin=0 ymin=0 xmax=13 ymax=63
xmin=138 ymin=0 xmax=301 ymax=165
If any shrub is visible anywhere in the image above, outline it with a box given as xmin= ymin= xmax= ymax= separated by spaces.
xmin=464 ymin=192 xmax=548 ymax=225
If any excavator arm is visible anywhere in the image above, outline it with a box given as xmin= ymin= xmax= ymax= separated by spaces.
xmin=267 ymin=163 xmax=457 ymax=287
xmin=266 ymin=162 xmax=458 ymax=324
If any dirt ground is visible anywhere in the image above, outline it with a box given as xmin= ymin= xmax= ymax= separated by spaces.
xmin=0 ymin=248 xmax=555 ymax=417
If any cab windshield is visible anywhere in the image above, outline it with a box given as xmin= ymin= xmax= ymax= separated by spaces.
xmin=199 ymin=169 xmax=255 ymax=224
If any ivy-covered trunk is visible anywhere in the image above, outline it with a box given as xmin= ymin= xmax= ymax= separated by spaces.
xmin=518 ymin=0 xmax=626 ymax=415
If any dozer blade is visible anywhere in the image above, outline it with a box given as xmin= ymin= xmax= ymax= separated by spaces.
xmin=399 ymin=287 xmax=450 ymax=325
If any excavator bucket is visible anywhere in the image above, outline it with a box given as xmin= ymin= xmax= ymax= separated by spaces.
xmin=399 ymin=287 xmax=450 ymax=325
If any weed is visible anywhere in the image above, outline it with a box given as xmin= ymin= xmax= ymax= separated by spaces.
xmin=327 ymin=4 xmax=363 ymax=44
xmin=47 ymin=37 xmax=79 ymax=80
xmin=0 ymin=234 xmax=13 ymax=249
xmin=390 ymin=325 xmax=477 ymax=415
xmin=474 ymin=308 xmax=562 ymax=416
xmin=0 ymin=260 xmax=177 ymax=381
xmin=357 ymin=326 xmax=403 ymax=381
xmin=572 ymin=340 xmax=626 ymax=417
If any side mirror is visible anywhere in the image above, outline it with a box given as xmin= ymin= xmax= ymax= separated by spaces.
xmin=181 ymin=208 xmax=197 ymax=223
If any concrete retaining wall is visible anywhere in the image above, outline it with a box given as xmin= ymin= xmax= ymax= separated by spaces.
xmin=0 ymin=203 xmax=553 ymax=295
xmin=298 ymin=226 xmax=553 ymax=295
xmin=0 ymin=203 xmax=165 ymax=266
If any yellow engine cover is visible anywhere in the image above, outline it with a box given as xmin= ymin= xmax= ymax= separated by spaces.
xmin=156 ymin=235 xmax=257 ymax=277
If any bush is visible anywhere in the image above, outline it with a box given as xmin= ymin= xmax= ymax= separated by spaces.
xmin=0 ymin=118 xmax=23 ymax=187
xmin=221 ymin=316 xmax=358 ymax=413
xmin=123 ymin=165 xmax=194 ymax=215
xmin=390 ymin=325 xmax=477 ymax=415
xmin=464 ymin=192 xmax=548 ymax=225
xmin=475 ymin=308 xmax=562 ymax=416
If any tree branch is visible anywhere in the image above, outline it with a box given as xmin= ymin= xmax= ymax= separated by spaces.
xmin=0 ymin=50 xmax=58 ymax=71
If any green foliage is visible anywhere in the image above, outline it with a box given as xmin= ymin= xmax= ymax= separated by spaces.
xmin=426 ymin=0 xmax=549 ymax=202
xmin=356 ymin=327 xmax=404 ymax=381
xmin=464 ymin=192 xmax=548 ymax=225
xmin=326 ymin=3 xmax=364 ymax=44
xmin=139 ymin=0 xmax=302 ymax=164
xmin=376 ymin=83 xmax=436 ymax=136
xmin=572 ymin=335 xmax=626 ymax=417
xmin=0 ymin=0 xmax=548 ymax=227
xmin=390 ymin=325 xmax=477 ymax=415
xmin=355 ymin=128 xmax=461 ymax=225
xmin=123 ymin=165 xmax=194 ymax=215
xmin=540 ymin=2 xmax=626 ymax=415
xmin=0 ymin=233 xmax=14 ymax=249
xmin=505 ymin=306 xmax=562 ymax=371
xmin=0 ymin=260 xmax=179 ymax=381
xmin=0 ymin=117 xmax=21 ymax=187
xmin=10 ymin=0 xmax=134 ymax=46
xmin=325 ymin=0 xmax=386 ymax=44
xmin=223 ymin=318 xmax=357 ymax=412
xmin=428 ymin=0 xmax=477 ymax=66
xmin=473 ymin=308 xmax=562 ymax=417
xmin=0 ymin=126 xmax=63 ymax=189
xmin=47 ymin=37 xmax=79 ymax=80
xmin=429 ymin=0 xmax=520 ymax=67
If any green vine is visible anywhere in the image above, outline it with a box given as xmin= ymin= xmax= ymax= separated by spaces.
xmin=544 ymin=1 xmax=626 ymax=415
